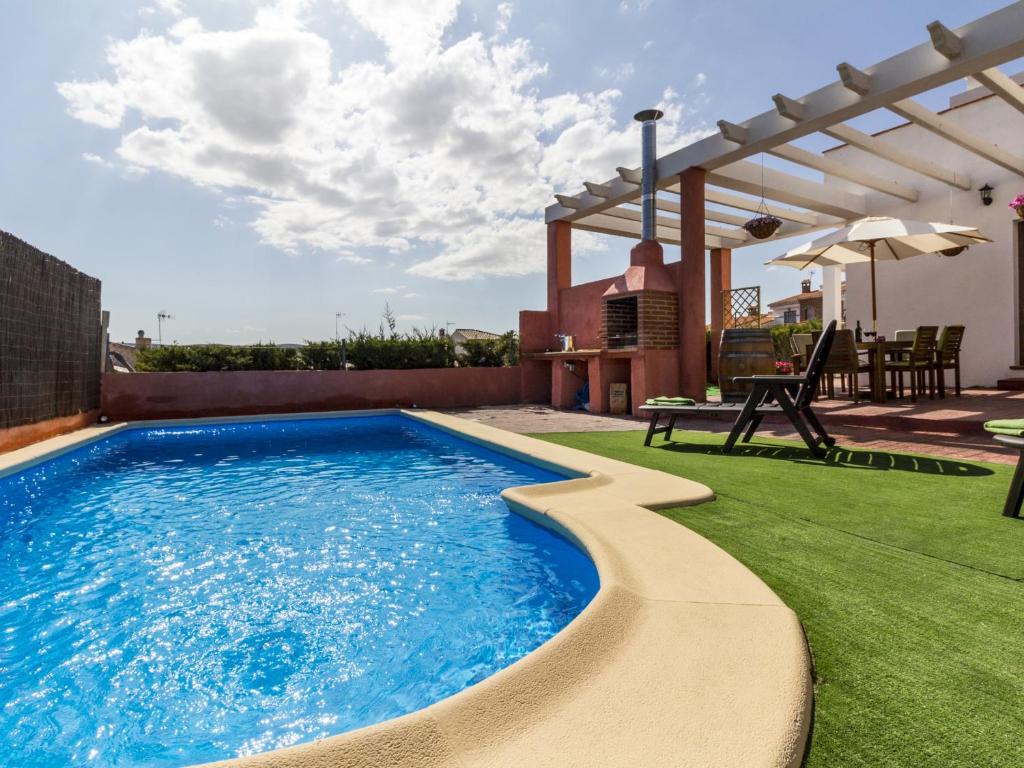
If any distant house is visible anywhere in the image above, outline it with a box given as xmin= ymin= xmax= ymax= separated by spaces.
xmin=769 ymin=280 xmax=847 ymax=326
xmin=441 ymin=328 xmax=501 ymax=355
xmin=106 ymin=330 xmax=152 ymax=373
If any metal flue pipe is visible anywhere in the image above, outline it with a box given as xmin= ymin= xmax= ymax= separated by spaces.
xmin=633 ymin=108 xmax=664 ymax=242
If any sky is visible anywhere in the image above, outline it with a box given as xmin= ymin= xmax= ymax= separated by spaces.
xmin=0 ymin=0 xmax=1011 ymax=344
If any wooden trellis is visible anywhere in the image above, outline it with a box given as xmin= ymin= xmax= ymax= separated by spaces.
xmin=722 ymin=286 xmax=762 ymax=329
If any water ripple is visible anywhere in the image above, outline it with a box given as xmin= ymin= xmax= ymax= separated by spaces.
xmin=0 ymin=415 xmax=597 ymax=767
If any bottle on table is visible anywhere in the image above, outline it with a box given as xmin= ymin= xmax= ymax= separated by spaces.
xmin=854 ymin=320 xmax=863 ymax=343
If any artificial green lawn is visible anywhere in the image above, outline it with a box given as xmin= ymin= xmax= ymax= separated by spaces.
xmin=534 ymin=430 xmax=1024 ymax=767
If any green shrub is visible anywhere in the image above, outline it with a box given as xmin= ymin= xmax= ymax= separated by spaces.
xmin=458 ymin=331 xmax=520 ymax=367
xmin=249 ymin=343 xmax=299 ymax=371
xmin=345 ymin=330 xmax=456 ymax=370
xmin=134 ymin=330 xmax=520 ymax=372
xmin=135 ymin=343 xmax=300 ymax=372
xmin=770 ymin=318 xmax=823 ymax=360
xmin=301 ymin=341 xmax=343 ymax=370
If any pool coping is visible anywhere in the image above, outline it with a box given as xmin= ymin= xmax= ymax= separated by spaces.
xmin=0 ymin=409 xmax=813 ymax=768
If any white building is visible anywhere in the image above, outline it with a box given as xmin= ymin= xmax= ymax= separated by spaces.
xmin=827 ymin=80 xmax=1024 ymax=386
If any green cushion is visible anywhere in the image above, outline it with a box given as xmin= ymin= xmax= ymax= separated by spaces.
xmin=983 ymin=419 xmax=1024 ymax=436
xmin=645 ymin=396 xmax=696 ymax=406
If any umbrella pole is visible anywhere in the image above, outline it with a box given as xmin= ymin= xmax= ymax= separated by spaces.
xmin=869 ymin=241 xmax=878 ymax=333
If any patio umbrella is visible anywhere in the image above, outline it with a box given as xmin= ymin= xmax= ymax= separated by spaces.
xmin=767 ymin=216 xmax=990 ymax=331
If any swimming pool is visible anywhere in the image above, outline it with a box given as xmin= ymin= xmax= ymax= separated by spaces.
xmin=0 ymin=414 xmax=598 ymax=767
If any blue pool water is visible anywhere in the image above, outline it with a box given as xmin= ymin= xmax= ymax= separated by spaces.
xmin=0 ymin=415 xmax=598 ymax=767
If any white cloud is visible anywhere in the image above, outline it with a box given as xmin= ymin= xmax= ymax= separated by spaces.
xmin=58 ymin=0 xmax=708 ymax=279
xmin=618 ymin=0 xmax=653 ymax=12
xmin=372 ymin=285 xmax=405 ymax=294
xmin=81 ymin=150 xmax=149 ymax=178
xmin=336 ymin=252 xmax=372 ymax=264
xmin=157 ymin=0 xmax=185 ymax=15
xmin=692 ymin=72 xmax=707 ymax=87
xmin=598 ymin=62 xmax=635 ymax=83
xmin=495 ymin=2 xmax=513 ymax=35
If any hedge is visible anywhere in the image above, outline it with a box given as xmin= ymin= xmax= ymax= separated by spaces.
xmin=769 ymin=319 xmax=823 ymax=360
xmin=133 ymin=332 xmax=521 ymax=372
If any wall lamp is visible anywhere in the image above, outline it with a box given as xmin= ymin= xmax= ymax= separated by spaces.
xmin=979 ymin=184 xmax=994 ymax=206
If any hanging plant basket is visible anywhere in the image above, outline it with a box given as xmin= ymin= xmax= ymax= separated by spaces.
xmin=743 ymin=214 xmax=782 ymax=240
xmin=1016 ymin=205 xmax=1024 ymax=220
xmin=939 ymin=245 xmax=967 ymax=257
xmin=1009 ymin=195 xmax=1024 ymax=219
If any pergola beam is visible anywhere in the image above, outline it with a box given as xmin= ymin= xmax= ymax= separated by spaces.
xmin=889 ymin=97 xmax=1024 ymax=176
xmin=927 ymin=20 xmax=963 ymax=60
xmin=770 ymin=89 xmax=971 ymax=190
xmin=583 ymin=181 xmax=613 ymax=198
xmin=594 ymin=205 xmax=750 ymax=242
xmin=616 ymin=198 xmax=816 ymax=239
xmin=973 ymin=66 xmax=1024 ymax=116
xmin=820 ymin=122 xmax=971 ymax=190
xmin=707 ymin=160 xmax=867 ymax=219
xmin=572 ymin=212 xmax=728 ymax=249
xmin=546 ymin=4 xmax=1024 ymax=224
xmin=717 ymin=120 xmax=750 ymax=144
xmin=701 ymin=188 xmax=823 ymax=226
xmin=767 ymin=143 xmax=920 ymax=201
xmin=652 ymin=5 xmax=1024 ymax=178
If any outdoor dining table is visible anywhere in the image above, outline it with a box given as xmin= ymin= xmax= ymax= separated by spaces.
xmin=856 ymin=339 xmax=912 ymax=404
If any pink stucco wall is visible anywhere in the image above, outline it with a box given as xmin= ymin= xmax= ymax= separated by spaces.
xmin=556 ymin=276 xmax=617 ymax=348
xmin=102 ymin=368 xmax=524 ymax=421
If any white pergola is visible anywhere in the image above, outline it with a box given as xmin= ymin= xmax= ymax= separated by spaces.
xmin=546 ymin=4 xmax=1024 ymax=252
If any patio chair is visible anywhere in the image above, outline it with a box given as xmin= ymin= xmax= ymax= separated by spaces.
xmin=933 ymin=325 xmax=965 ymax=398
xmin=789 ymin=332 xmax=813 ymax=376
xmin=887 ymin=325 xmax=939 ymax=402
xmin=822 ymin=329 xmax=873 ymax=402
xmin=640 ymin=320 xmax=837 ymax=458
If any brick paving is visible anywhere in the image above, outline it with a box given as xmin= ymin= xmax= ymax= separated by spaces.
xmin=808 ymin=387 xmax=1024 ymax=435
xmin=441 ymin=403 xmax=1018 ymax=466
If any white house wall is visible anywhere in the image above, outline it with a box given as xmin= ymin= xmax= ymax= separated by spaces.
xmin=825 ymin=93 xmax=1024 ymax=387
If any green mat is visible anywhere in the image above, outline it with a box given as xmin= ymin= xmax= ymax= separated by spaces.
xmin=644 ymin=396 xmax=696 ymax=406
xmin=984 ymin=419 xmax=1024 ymax=436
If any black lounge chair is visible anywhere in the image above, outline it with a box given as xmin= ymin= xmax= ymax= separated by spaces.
xmin=640 ymin=320 xmax=838 ymax=458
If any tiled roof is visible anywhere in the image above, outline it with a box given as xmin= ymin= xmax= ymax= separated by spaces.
xmin=768 ymin=290 xmax=822 ymax=307
xmin=767 ymin=282 xmax=846 ymax=309
xmin=453 ymin=328 xmax=501 ymax=340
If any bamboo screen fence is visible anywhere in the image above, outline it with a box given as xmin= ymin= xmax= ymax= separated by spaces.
xmin=0 ymin=231 xmax=102 ymax=429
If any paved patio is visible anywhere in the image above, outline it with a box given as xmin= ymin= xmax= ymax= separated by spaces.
xmin=442 ymin=397 xmax=1019 ymax=465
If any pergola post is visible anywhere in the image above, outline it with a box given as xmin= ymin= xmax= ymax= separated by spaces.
xmin=678 ymin=167 xmax=707 ymax=401
xmin=547 ymin=220 xmax=571 ymax=337
xmin=822 ymin=264 xmax=843 ymax=327
xmin=709 ymin=247 xmax=732 ymax=382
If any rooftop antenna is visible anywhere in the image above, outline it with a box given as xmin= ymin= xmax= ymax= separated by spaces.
xmin=157 ymin=311 xmax=174 ymax=346
xmin=335 ymin=312 xmax=346 ymax=341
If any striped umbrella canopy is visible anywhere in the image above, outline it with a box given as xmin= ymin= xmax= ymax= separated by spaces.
xmin=767 ymin=216 xmax=990 ymax=330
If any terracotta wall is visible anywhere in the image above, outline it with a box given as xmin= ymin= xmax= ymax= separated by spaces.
xmin=0 ymin=410 xmax=100 ymax=454
xmin=102 ymin=368 xmax=524 ymax=421
xmin=557 ymin=276 xmax=617 ymax=349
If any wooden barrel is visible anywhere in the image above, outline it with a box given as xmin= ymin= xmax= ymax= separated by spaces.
xmin=719 ymin=329 xmax=776 ymax=403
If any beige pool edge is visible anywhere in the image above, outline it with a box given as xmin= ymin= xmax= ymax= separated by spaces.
xmin=0 ymin=409 xmax=814 ymax=768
